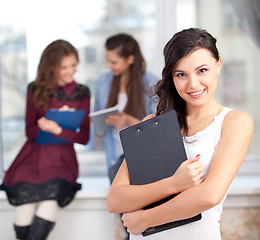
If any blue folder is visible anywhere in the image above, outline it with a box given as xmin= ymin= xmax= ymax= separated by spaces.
xmin=36 ymin=109 xmax=86 ymax=144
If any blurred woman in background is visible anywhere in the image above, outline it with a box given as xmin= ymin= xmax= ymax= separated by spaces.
xmin=93 ymin=33 xmax=158 ymax=240
xmin=0 ymin=39 xmax=90 ymax=240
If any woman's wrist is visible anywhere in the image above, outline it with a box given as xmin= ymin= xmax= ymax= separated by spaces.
xmin=125 ymin=113 xmax=141 ymax=127
xmin=140 ymin=209 xmax=152 ymax=231
xmin=164 ymin=175 xmax=180 ymax=195
xmin=142 ymin=208 xmax=158 ymax=231
xmin=124 ymin=113 xmax=130 ymax=127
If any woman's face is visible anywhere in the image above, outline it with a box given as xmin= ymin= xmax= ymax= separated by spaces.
xmin=56 ymin=54 xmax=78 ymax=86
xmin=106 ymin=49 xmax=134 ymax=76
xmin=172 ymin=48 xmax=221 ymax=109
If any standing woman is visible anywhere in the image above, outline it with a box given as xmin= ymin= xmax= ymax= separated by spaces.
xmin=94 ymin=33 xmax=158 ymax=181
xmin=94 ymin=33 xmax=158 ymax=240
xmin=107 ymin=28 xmax=254 ymax=239
xmin=0 ymin=40 xmax=90 ymax=239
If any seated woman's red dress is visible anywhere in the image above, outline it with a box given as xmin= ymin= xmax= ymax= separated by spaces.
xmin=0 ymin=81 xmax=90 ymax=207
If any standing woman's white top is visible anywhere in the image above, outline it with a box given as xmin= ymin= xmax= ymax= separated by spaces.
xmin=130 ymin=107 xmax=231 ymax=240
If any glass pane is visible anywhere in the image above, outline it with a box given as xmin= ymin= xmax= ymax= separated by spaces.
xmin=76 ymin=0 xmax=157 ymax=175
xmin=0 ymin=22 xmax=27 ymax=171
xmin=196 ymin=0 xmax=260 ymax=159
xmin=0 ymin=0 xmax=157 ymax=176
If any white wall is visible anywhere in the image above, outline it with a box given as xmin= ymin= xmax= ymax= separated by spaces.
xmin=0 ymin=177 xmax=115 ymax=240
xmin=1 ymin=170 xmax=260 ymax=240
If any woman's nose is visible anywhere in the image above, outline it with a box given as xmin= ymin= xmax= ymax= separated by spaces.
xmin=189 ymin=75 xmax=200 ymax=89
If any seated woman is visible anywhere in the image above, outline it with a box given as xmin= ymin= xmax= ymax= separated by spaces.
xmin=0 ymin=39 xmax=90 ymax=240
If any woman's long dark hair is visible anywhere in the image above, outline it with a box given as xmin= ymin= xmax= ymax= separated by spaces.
xmin=30 ymin=39 xmax=79 ymax=110
xmin=105 ymin=33 xmax=146 ymax=119
xmin=154 ymin=28 xmax=220 ymax=135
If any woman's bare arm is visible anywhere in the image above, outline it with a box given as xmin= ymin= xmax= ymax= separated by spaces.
xmin=121 ymin=111 xmax=254 ymax=234
xmin=107 ymin=114 xmax=205 ymax=213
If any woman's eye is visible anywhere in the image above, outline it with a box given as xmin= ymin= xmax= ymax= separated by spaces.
xmin=175 ymin=72 xmax=186 ymax=77
xmin=199 ymin=68 xmax=208 ymax=73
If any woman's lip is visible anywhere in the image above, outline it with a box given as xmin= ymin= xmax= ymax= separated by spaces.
xmin=188 ymin=89 xmax=205 ymax=98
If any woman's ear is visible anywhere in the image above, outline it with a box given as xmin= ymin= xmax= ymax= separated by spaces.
xmin=127 ymin=55 xmax=135 ymax=65
xmin=217 ymin=57 xmax=222 ymax=75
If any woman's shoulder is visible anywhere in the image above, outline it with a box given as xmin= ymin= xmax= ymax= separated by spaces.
xmin=97 ymin=71 xmax=113 ymax=83
xmin=76 ymin=83 xmax=91 ymax=98
xmin=144 ymin=71 xmax=157 ymax=78
xmin=222 ymin=109 xmax=254 ymax=134
xmin=143 ymin=71 xmax=159 ymax=86
xmin=224 ymin=109 xmax=253 ymax=124
xmin=27 ymin=81 xmax=36 ymax=92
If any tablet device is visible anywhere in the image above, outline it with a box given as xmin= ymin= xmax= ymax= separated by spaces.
xmin=89 ymin=106 xmax=119 ymax=133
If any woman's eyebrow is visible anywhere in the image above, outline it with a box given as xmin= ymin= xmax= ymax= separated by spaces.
xmin=173 ymin=64 xmax=208 ymax=74
xmin=173 ymin=69 xmax=184 ymax=74
xmin=195 ymin=64 xmax=207 ymax=70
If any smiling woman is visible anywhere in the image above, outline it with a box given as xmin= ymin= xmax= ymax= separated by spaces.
xmin=0 ymin=39 xmax=91 ymax=240
xmin=172 ymin=49 xmax=220 ymax=111
xmin=107 ymin=28 xmax=254 ymax=240
xmin=56 ymin=54 xmax=78 ymax=86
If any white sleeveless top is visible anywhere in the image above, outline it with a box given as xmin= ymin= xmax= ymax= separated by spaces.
xmin=130 ymin=107 xmax=232 ymax=240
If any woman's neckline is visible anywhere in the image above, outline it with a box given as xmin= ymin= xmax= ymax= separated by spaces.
xmin=183 ymin=107 xmax=227 ymax=139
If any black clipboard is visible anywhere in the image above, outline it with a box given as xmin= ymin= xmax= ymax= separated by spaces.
xmin=36 ymin=109 xmax=86 ymax=144
xmin=119 ymin=110 xmax=201 ymax=236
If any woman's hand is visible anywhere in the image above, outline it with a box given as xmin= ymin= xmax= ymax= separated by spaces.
xmin=59 ymin=105 xmax=75 ymax=111
xmin=170 ymin=155 xmax=205 ymax=193
xmin=122 ymin=209 xmax=149 ymax=235
xmin=120 ymin=156 xmax=205 ymax=235
xmin=105 ymin=112 xmax=128 ymax=129
xmin=37 ymin=117 xmax=62 ymax=135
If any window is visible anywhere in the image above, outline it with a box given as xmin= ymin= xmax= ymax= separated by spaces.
xmin=196 ymin=0 xmax=260 ymax=161
xmin=222 ymin=0 xmax=244 ymax=32
xmin=0 ymin=22 xmax=27 ymax=172
xmin=1 ymin=0 xmax=259 ymax=179
xmin=221 ymin=62 xmax=247 ymax=105
xmin=0 ymin=0 xmax=158 ymax=177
